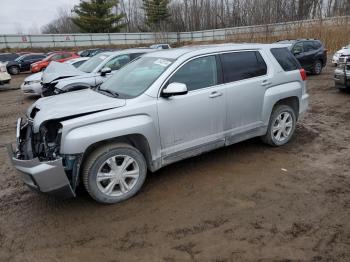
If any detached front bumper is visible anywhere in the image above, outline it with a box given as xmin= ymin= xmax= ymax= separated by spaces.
xmin=7 ymin=119 xmax=75 ymax=198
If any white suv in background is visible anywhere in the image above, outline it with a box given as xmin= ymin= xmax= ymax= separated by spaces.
xmin=0 ymin=62 xmax=11 ymax=85
xmin=332 ymin=44 xmax=350 ymax=66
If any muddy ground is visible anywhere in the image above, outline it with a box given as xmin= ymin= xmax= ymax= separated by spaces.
xmin=0 ymin=61 xmax=349 ymax=262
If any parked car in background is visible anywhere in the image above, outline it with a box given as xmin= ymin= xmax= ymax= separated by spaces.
xmin=9 ymin=44 xmax=309 ymax=203
xmin=150 ymin=44 xmax=171 ymax=49
xmin=30 ymin=52 xmax=80 ymax=73
xmin=41 ymin=49 xmax=154 ymax=96
xmin=334 ymin=49 xmax=350 ymax=90
xmin=78 ymin=48 xmax=118 ymax=57
xmin=0 ymin=62 xmax=11 ymax=85
xmin=0 ymin=53 xmax=19 ymax=63
xmin=6 ymin=53 xmax=47 ymax=75
xmin=21 ymin=57 xmax=89 ymax=96
xmin=332 ymin=44 xmax=350 ymax=66
xmin=276 ymin=39 xmax=327 ymax=75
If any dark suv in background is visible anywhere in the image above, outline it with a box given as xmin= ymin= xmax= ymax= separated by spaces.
xmin=276 ymin=39 xmax=327 ymax=75
xmin=0 ymin=53 xmax=19 ymax=63
xmin=6 ymin=53 xmax=47 ymax=75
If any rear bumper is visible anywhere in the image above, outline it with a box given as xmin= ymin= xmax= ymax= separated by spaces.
xmin=7 ymin=119 xmax=75 ymax=198
xmin=299 ymin=93 xmax=309 ymax=119
xmin=0 ymin=72 xmax=11 ymax=84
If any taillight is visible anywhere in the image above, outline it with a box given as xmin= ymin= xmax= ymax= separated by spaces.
xmin=300 ymin=68 xmax=307 ymax=81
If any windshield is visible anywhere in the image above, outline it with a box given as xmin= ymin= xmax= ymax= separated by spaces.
xmin=99 ymin=56 xmax=174 ymax=98
xmin=78 ymin=53 xmax=109 ymax=73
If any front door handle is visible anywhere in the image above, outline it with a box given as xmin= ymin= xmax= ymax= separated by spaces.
xmin=261 ymin=80 xmax=272 ymax=86
xmin=209 ymin=91 xmax=222 ymax=98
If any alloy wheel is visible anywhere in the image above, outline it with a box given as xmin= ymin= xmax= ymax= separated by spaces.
xmin=96 ymin=155 xmax=140 ymax=197
xmin=272 ymin=112 xmax=293 ymax=142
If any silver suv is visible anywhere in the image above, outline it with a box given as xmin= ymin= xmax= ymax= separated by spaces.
xmin=8 ymin=44 xmax=309 ymax=204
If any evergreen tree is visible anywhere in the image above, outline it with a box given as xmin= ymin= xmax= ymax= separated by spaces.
xmin=72 ymin=0 xmax=125 ymax=33
xmin=143 ymin=0 xmax=170 ymax=30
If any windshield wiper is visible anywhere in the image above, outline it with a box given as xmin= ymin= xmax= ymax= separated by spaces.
xmin=98 ymin=88 xmax=119 ymax=98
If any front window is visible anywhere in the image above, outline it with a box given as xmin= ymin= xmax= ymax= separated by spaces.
xmin=78 ymin=54 xmax=109 ymax=73
xmin=292 ymin=42 xmax=303 ymax=54
xmin=168 ymin=56 xmax=218 ymax=91
xmin=99 ymin=56 xmax=174 ymax=98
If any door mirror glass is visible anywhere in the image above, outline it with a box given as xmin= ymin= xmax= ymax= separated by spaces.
xmin=162 ymin=82 xmax=188 ymax=98
xmin=101 ymin=67 xmax=112 ymax=76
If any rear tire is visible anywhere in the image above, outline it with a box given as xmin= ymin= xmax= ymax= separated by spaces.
xmin=82 ymin=143 xmax=147 ymax=204
xmin=312 ymin=60 xmax=323 ymax=75
xmin=8 ymin=66 xmax=20 ymax=75
xmin=262 ymin=105 xmax=296 ymax=146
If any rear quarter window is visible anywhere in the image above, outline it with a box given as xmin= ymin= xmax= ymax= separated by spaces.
xmin=270 ymin=48 xmax=301 ymax=71
xmin=219 ymin=51 xmax=267 ymax=83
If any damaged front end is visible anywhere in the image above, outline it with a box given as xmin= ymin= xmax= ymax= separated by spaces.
xmin=8 ymin=117 xmax=80 ymax=198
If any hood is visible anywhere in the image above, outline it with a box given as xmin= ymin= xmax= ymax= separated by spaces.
xmin=28 ymin=89 xmax=126 ymax=132
xmin=25 ymin=72 xmax=42 ymax=82
xmin=42 ymin=61 xmax=86 ymax=84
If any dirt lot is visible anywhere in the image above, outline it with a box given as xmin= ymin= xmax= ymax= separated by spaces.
xmin=0 ymin=62 xmax=349 ymax=262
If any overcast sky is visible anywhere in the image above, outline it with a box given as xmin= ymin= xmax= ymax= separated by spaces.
xmin=0 ymin=0 xmax=80 ymax=34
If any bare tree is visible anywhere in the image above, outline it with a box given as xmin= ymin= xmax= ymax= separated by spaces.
xmin=41 ymin=7 xmax=80 ymax=34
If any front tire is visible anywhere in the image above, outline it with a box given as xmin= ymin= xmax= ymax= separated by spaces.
xmin=8 ymin=66 xmax=20 ymax=75
xmin=262 ymin=105 xmax=296 ymax=146
xmin=82 ymin=143 xmax=147 ymax=204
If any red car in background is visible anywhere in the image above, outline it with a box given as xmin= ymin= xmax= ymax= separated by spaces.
xmin=30 ymin=52 xmax=80 ymax=73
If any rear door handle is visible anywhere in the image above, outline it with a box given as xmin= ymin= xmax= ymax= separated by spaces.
xmin=209 ymin=91 xmax=223 ymax=98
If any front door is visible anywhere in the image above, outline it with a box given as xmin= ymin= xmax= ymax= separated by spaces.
xmin=157 ymin=55 xmax=226 ymax=159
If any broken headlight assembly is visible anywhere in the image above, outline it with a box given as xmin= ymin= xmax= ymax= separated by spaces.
xmin=36 ymin=121 xmax=62 ymax=160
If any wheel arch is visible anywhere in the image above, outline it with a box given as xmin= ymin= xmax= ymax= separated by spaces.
xmin=81 ymin=133 xmax=155 ymax=172
xmin=262 ymin=83 xmax=302 ymax=126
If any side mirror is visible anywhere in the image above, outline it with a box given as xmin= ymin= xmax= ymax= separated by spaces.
xmin=293 ymin=50 xmax=301 ymax=55
xmin=162 ymin=82 xmax=188 ymax=98
xmin=101 ymin=67 xmax=112 ymax=76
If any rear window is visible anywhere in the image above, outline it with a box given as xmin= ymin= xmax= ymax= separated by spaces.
xmin=270 ymin=48 xmax=301 ymax=71
xmin=0 ymin=53 xmax=19 ymax=62
xmin=219 ymin=51 xmax=267 ymax=83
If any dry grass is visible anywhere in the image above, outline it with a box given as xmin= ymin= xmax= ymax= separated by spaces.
xmin=190 ymin=22 xmax=350 ymax=52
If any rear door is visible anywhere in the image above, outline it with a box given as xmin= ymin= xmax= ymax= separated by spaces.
xmin=219 ymin=50 xmax=269 ymax=141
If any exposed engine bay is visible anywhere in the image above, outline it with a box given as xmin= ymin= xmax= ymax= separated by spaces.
xmin=17 ymin=118 xmax=62 ymax=161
